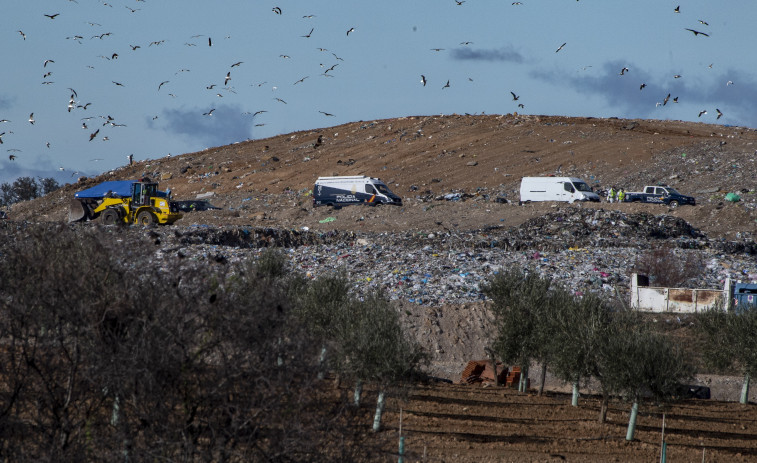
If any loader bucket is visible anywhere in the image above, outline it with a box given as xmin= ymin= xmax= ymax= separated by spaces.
xmin=68 ymin=199 xmax=88 ymax=222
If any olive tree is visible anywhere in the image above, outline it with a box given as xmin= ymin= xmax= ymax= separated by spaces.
xmin=697 ymin=303 xmax=757 ymax=404
xmin=596 ymin=312 xmax=694 ymax=438
xmin=482 ymin=268 xmax=553 ymax=393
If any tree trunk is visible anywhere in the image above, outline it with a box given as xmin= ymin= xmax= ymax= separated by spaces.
xmin=317 ymin=345 xmax=327 ymax=380
xmin=372 ymin=390 xmax=386 ymax=432
xmin=740 ymin=372 xmax=750 ymax=405
xmin=518 ymin=365 xmax=529 ymax=393
xmin=625 ymin=400 xmax=639 ymax=441
xmin=538 ymin=363 xmax=547 ymax=396
xmin=598 ymin=392 xmax=609 ymax=423
xmin=353 ymin=380 xmax=363 ymax=407
xmin=571 ymin=380 xmax=579 ymax=407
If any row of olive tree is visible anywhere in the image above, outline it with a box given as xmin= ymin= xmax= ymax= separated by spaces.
xmin=0 ymin=223 xmax=423 ymax=461
xmin=0 ymin=176 xmax=60 ymax=207
xmin=482 ymin=268 xmax=693 ymax=439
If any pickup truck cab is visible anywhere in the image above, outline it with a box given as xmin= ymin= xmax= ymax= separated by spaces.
xmin=624 ymin=185 xmax=695 ymax=208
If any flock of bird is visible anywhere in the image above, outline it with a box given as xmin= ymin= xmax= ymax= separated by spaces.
xmin=2 ymin=1 xmax=738 ymax=177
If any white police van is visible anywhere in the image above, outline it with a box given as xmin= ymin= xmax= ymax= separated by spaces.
xmin=313 ymin=176 xmax=402 ymax=208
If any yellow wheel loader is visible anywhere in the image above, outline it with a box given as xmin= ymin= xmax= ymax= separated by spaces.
xmin=69 ymin=179 xmax=183 ymax=225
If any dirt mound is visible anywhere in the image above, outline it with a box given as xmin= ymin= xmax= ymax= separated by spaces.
xmin=5 ymin=114 xmax=757 ymax=240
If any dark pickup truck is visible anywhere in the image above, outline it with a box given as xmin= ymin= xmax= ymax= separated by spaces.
xmin=624 ymin=185 xmax=695 ymax=208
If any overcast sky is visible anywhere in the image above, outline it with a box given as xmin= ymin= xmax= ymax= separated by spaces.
xmin=2 ymin=0 xmax=755 ymax=185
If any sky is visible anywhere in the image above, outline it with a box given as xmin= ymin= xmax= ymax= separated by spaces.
xmin=2 ymin=0 xmax=756 ymax=185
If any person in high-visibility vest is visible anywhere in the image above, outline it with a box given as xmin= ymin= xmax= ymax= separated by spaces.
xmin=607 ymin=186 xmax=617 ymax=203
xmin=617 ymin=188 xmax=626 ymax=202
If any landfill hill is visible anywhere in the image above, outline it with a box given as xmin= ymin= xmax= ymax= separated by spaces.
xmin=8 ymin=113 xmax=757 ymax=240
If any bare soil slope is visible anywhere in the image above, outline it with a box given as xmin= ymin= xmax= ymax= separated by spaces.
xmin=10 ymin=114 xmax=757 ymax=239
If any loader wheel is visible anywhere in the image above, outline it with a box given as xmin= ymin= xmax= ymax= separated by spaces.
xmin=669 ymin=200 xmax=679 ymax=209
xmin=137 ymin=210 xmax=155 ymax=225
xmin=101 ymin=209 xmax=119 ymax=225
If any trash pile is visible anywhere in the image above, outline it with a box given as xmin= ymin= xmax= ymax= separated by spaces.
xmin=131 ymin=208 xmax=757 ymax=307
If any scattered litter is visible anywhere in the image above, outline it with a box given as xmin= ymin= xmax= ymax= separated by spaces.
xmin=319 ymin=217 xmax=336 ymax=223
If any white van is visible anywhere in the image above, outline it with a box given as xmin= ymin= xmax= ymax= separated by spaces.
xmin=519 ymin=177 xmax=600 ymax=204
xmin=313 ymin=176 xmax=403 ymax=208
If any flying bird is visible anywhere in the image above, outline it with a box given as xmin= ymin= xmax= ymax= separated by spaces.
xmin=208 ymin=37 xmax=212 ymax=47
xmin=9 ymin=154 xmax=16 ymax=161
xmin=346 ymin=27 xmax=355 ymax=36
xmin=640 ymin=83 xmax=646 ymax=90
xmin=420 ymin=75 xmax=427 ymax=86
xmin=698 ymin=19 xmax=709 ymax=26
xmin=253 ymin=110 xmax=267 ymax=117
xmin=673 ymin=97 xmax=678 ymax=103
xmin=685 ymin=28 xmax=709 ymax=37
xmin=224 ymin=72 xmax=231 ymax=85
xmin=673 ymin=74 xmax=682 ymax=78
xmin=231 ymin=61 xmax=243 ymax=67
xmin=203 ymin=108 xmax=215 ymax=116
xmin=130 ymin=44 xmax=141 ymax=50
xmin=518 ymin=103 xmax=524 ymax=108
xmin=44 ymin=13 xmax=60 ymax=19
xmin=716 ymin=108 xmax=723 ymax=119
xmin=698 ymin=110 xmax=707 ymax=117
xmin=301 ymin=28 xmax=314 ymax=38
xmin=272 ymin=6 xmax=282 ymax=14
xmin=510 ymin=91 xmax=520 ymax=101
xmin=43 ymin=59 xmax=55 ymax=67
xmin=726 ymin=80 xmax=734 ymax=86
xmin=430 ymin=48 xmax=445 ymax=52
xmin=158 ymin=80 xmax=169 ymax=90
xmin=555 ymin=42 xmax=566 ymax=53
xmin=455 ymin=0 xmax=465 ymax=4
xmin=319 ymin=111 xmax=335 ymax=116
xmin=18 ymin=30 xmax=26 ymax=40
xmin=28 ymin=113 xmax=35 ymax=124
xmin=442 ymin=80 xmax=450 ymax=89
xmin=619 ymin=67 xmax=629 ymax=75
xmin=0 ymin=132 xmax=4 ymax=144
xmin=112 ymin=81 xmax=125 ymax=86
xmin=294 ymin=76 xmax=309 ymax=85
xmin=274 ymin=97 xmax=287 ymax=104
xmin=89 ymin=129 xmax=99 ymax=141
xmin=663 ymin=93 xmax=670 ymax=105
xmin=674 ymin=5 xmax=680 ymax=13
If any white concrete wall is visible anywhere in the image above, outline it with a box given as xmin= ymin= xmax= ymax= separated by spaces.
xmin=630 ymin=273 xmax=730 ymax=313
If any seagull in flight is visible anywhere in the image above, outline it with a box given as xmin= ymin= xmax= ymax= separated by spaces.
xmin=43 ymin=59 xmax=55 ymax=67
xmin=698 ymin=110 xmax=707 ymax=117
xmin=685 ymin=28 xmax=709 ymax=37
xmin=420 ymin=75 xmax=427 ymax=86
xmin=619 ymin=67 xmax=629 ymax=75
xmin=18 ymin=30 xmax=26 ymax=40
xmin=231 ymin=61 xmax=243 ymax=67
xmin=89 ymin=129 xmax=99 ymax=141
xmin=640 ymin=83 xmax=646 ymax=90
xmin=224 ymin=72 xmax=231 ymax=85
xmin=44 ymin=13 xmax=60 ymax=19
xmin=442 ymin=80 xmax=450 ymax=89
xmin=272 ymin=6 xmax=282 ymax=14
xmin=158 ymin=80 xmax=169 ymax=90
xmin=555 ymin=42 xmax=566 ymax=53
xmin=716 ymin=108 xmax=723 ymax=119
xmin=28 ymin=113 xmax=35 ymax=124
xmin=319 ymin=111 xmax=335 ymax=116
xmin=510 ymin=91 xmax=519 ymax=101
xmin=203 ymin=108 xmax=215 ymax=116
xmin=301 ymin=28 xmax=314 ymax=38
xmin=346 ymin=27 xmax=355 ymax=36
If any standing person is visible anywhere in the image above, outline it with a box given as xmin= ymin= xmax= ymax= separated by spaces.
xmin=618 ymin=188 xmax=626 ymax=203
xmin=607 ymin=186 xmax=617 ymax=203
